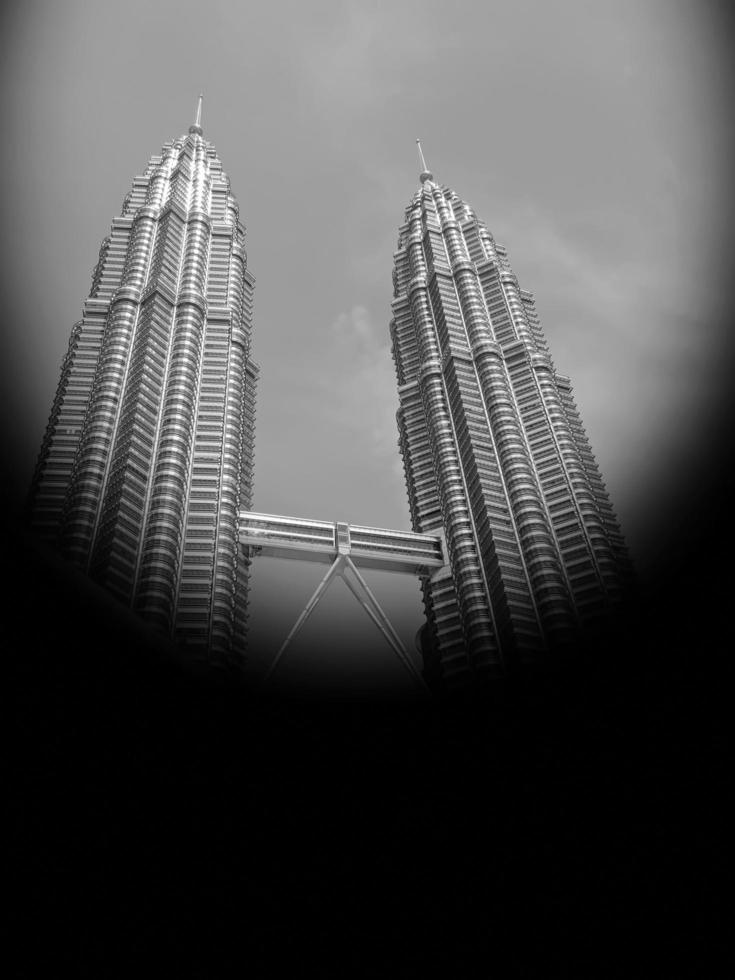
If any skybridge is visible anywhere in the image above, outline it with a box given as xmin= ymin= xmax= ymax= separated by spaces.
xmin=239 ymin=512 xmax=447 ymax=689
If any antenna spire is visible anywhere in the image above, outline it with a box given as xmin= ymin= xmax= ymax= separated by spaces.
xmin=416 ymin=138 xmax=433 ymax=183
xmin=189 ymin=93 xmax=204 ymax=135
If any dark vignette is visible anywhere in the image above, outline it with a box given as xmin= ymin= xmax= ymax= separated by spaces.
xmin=5 ymin=3 xmax=734 ymax=976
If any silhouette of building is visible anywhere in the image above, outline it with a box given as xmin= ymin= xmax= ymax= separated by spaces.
xmin=390 ymin=144 xmax=632 ymax=687
xmin=28 ymin=98 xmax=258 ymax=665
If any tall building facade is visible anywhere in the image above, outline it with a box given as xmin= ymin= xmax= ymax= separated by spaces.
xmin=28 ymin=99 xmax=258 ymax=665
xmin=391 ymin=151 xmax=631 ymax=687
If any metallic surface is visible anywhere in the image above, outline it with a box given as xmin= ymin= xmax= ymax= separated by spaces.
xmin=390 ymin=165 xmax=633 ymax=687
xmin=29 ymin=101 xmax=259 ymax=665
xmin=239 ymin=511 xmax=445 ymax=576
xmin=28 ymin=107 xmax=631 ymax=688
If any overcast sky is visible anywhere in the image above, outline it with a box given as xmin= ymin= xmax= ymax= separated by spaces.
xmin=1 ymin=1 xmax=732 ymax=689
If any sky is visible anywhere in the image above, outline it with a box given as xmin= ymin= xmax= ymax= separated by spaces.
xmin=1 ymin=1 xmax=733 ymax=690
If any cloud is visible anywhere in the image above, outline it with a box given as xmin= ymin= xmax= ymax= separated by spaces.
xmin=292 ymin=0 xmax=460 ymax=119
xmin=326 ymin=304 xmax=400 ymax=460
xmin=331 ymin=304 xmax=376 ymax=349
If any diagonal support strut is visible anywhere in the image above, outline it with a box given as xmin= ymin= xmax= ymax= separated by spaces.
xmin=261 ymin=554 xmax=346 ymax=685
xmin=342 ymin=556 xmax=428 ymax=690
xmin=261 ymin=554 xmax=428 ymax=692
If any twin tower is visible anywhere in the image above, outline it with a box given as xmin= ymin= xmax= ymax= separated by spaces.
xmin=29 ymin=101 xmax=632 ymax=690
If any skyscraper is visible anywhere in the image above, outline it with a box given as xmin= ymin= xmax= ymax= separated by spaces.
xmin=28 ymin=98 xmax=258 ymax=666
xmin=390 ymin=146 xmax=632 ymax=688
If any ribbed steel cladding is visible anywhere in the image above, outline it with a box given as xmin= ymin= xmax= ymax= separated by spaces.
xmin=472 ymin=348 xmax=576 ymax=640
xmin=29 ymin=123 xmax=258 ymax=661
xmin=408 ymin=195 xmax=518 ymax=664
xmin=208 ymin=337 xmax=244 ymax=652
xmin=392 ymin=175 xmax=633 ymax=681
xmin=233 ymin=298 xmax=258 ymax=649
xmin=419 ymin=365 xmax=498 ymax=663
xmin=221 ymin=236 xmax=253 ymax=653
xmin=90 ymin=295 xmax=176 ymax=599
xmin=444 ymin=365 xmax=531 ymax=651
xmin=492 ymin=276 xmax=623 ymax=611
xmin=173 ymin=171 xmax=254 ymax=655
xmin=396 ymin=264 xmax=477 ymax=671
xmin=59 ymin=171 xmax=166 ymax=565
xmin=434 ymin=193 xmax=577 ymax=642
xmin=60 ymin=297 xmax=140 ymax=562
xmin=30 ymin=323 xmax=87 ymax=531
xmin=535 ymin=372 xmax=615 ymax=571
xmin=427 ymin=214 xmax=520 ymax=659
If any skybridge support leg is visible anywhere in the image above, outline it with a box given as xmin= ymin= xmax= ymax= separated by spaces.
xmin=260 ymin=552 xmax=429 ymax=694
xmin=262 ymin=555 xmax=345 ymax=685
xmin=339 ymin=561 xmax=429 ymax=692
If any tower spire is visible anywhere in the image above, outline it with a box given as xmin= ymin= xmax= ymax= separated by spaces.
xmin=416 ymin=138 xmax=433 ymax=183
xmin=189 ymin=93 xmax=204 ymax=135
